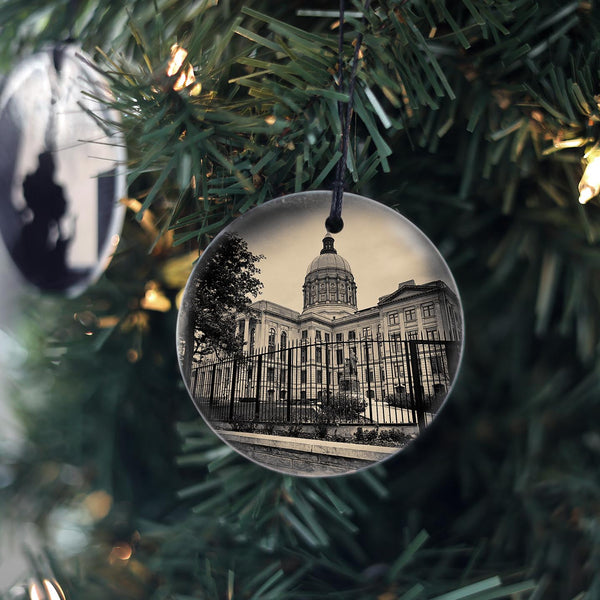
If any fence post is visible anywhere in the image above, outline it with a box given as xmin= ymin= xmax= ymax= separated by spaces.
xmin=287 ymin=346 xmax=292 ymax=421
xmin=254 ymin=354 xmax=263 ymax=420
xmin=445 ymin=341 xmax=460 ymax=379
xmin=407 ymin=341 xmax=426 ymax=432
xmin=364 ymin=341 xmax=374 ymax=422
xmin=191 ymin=368 xmax=198 ymax=398
xmin=324 ymin=341 xmax=331 ymax=402
xmin=209 ymin=363 xmax=217 ymax=406
xmin=228 ymin=359 xmax=238 ymax=421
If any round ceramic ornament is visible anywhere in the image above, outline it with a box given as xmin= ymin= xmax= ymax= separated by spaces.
xmin=177 ymin=191 xmax=464 ymax=477
xmin=0 ymin=44 xmax=126 ymax=296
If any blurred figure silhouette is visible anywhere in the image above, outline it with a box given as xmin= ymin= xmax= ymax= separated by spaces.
xmin=15 ymin=150 xmax=72 ymax=288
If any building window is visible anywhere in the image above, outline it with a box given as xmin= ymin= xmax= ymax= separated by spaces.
xmin=237 ymin=319 xmax=245 ymax=338
xmin=315 ymin=330 xmax=322 ymax=341
xmin=316 ymin=370 xmax=322 ymax=384
xmin=404 ymin=307 xmax=417 ymax=322
xmin=249 ymin=327 xmax=256 ymax=352
xmin=315 ymin=347 xmax=322 ymax=363
xmin=280 ymin=331 xmax=287 ymax=349
xmin=391 ymin=333 xmax=402 ymax=352
xmin=422 ymin=303 xmax=435 ymax=318
xmin=393 ymin=362 xmax=405 ymax=378
xmin=301 ymin=329 xmax=308 ymax=340
xmin=336 ymin=349 xmax=344 ymax=365
xmin=300 ymin=390 xmax=307 ymax=400
xmin=336 ymin=332 xmax=343 ymax=342
xmin=348 ymin=330 xmax=356 ymax=341
xmin=380 ymin=368 xmax=385 ymax=382
xmin=388 ymin=312 xmax=398 ymax=325
xmin=267 ymin=367 xmax=275 ymax=383
xmin=430 ymin=355 xmax=444 ymax=375
xmin=268 ymin=328 xmax=276 ymax=352
xmin=280 ymin=368 xmax=287 ymax=384
xmin=325 ymin=333 xmax=330 ymax=342
xmin=407 ymin=330 xmax=418 ymax=340
xmin=426 ymin=328 xmax=439 ymax=340
xmin=362 ymin=326 xmax=372 ymax=339
xmin=301 ymin=347 xmax=307 ymax=363
xmin=301 ymin=370 xmax=307 ymax=384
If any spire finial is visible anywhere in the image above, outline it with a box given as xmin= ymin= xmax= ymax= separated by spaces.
xmin=320 ymin=233 xmax=337 ymax=255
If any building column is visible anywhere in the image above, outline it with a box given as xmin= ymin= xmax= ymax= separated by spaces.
xmin=243 ymin=318 xmax=250 ymax=349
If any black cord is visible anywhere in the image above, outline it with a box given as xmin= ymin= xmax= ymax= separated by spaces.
xmin=326 ymin=0 xmax=371 ymax=234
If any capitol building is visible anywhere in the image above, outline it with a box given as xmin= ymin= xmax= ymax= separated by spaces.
xmin=236 ymin=233 xmax=462 ymax=353
xmin=189 ymin=229 xmax=463 ymax=432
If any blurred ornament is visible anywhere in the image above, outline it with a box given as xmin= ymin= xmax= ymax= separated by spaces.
xmin=0 ymin=44 xmax=126 ymax=295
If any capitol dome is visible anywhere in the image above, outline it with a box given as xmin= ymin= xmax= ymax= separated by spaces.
xmin=302 ymin=234 xmax=357 ymax=317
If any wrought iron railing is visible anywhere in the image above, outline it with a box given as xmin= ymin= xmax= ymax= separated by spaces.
xmin=190 ymin=338 xmax=460 ymax=430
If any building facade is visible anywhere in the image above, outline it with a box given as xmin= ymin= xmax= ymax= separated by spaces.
xmin=191 ymin=234 xmax=462 ymax=425
xmin=236 ymin=233 xmax=462 ymax=354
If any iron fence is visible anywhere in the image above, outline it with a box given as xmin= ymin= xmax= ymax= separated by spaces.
xmin=190 ymin=338 xmax=460 ymax=430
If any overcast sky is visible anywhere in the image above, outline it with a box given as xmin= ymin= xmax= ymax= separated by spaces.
xmin=223 ymin=192 xmax=459 ymax=313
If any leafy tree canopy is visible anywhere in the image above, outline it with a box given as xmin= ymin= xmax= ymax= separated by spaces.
xmin=192 ymin=233 xmax=264 ymax=360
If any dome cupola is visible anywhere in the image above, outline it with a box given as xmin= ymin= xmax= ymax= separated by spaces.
xmin=302 ymin=234 xmax=357 ymax=317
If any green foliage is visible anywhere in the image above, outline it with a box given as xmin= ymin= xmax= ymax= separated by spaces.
xmin=3 ymin=1 xmax=600 ymax=599
xmin=315 ymin=393 xmax=367 ymax=438
xmin=187 ymin=233 xmax=263 ymax=363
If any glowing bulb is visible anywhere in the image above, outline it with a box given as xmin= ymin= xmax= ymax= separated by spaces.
xmin=167 ymin=44 xmax=199 ymax=93
xmin=579 ymin=154 xmax=600 ymax=204
xmin=140 ymin=284 xmax=171 ymax=312
xmin=43 ymin=579 xmax=65 ymax=600
xmin=109 ymin=543 xmax=133 ymax=563
xmin=29 ymin=582 xmax=43 ymax=600
xmin=167 ymin=45 xmax=188 ymax=77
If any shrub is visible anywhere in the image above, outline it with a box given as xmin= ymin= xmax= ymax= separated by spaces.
xmin=230 ymin=415 xmax=257 ymax=432
xmin=354 ymin=427 xmax=365 ymax=442
xmin=262 ymin=422 xmax=276 ymax=435
xmin=317 ymin=393 xmax=366 ymax=424
xmin=384 ymin=392 xmax=412 ymax=409
xmin=286 ymin=423 xmax=304 ymax=437
xmin=378 ymin=428 xmax=412 ymax=445
xmin=364 ymin=428 xmax=379 ymax=443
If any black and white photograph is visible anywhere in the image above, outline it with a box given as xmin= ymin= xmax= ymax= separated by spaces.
xmin=178 ymin=192 xmax=464 ymax=476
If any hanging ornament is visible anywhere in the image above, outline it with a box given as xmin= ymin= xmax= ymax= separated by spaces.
xmin=177 ymin=191 xmax=464 ymax=477
xmin=176 ymin=1 xmax=463 ymax=476
xmin=0 ymin=44 xmax=126 ymax=296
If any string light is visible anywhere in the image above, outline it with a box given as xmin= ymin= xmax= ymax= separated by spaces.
xmin=167 ymin=44 xmax=202 ymax=96
xmin=28 ymin=582 xmax=42 ymax=600
xmin=578 ymin=152 xmax=600 ymax=204
xmin=43 ymin=579 xmax=65 ymax=600
xmin=109 ymin=542 xmax=133 ymax=564
xmin=140 ymin=281 xmax=171 ymax=312
xmin=29 ymin=579 xmax=66 ymax=600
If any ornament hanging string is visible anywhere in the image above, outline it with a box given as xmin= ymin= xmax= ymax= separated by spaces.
xmin=326 ymin=0 xmax=372 ymax=234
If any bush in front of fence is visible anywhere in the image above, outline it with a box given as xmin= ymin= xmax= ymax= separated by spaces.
xmin=314 ymin=393 xmax=367 ymax=438
xmin=384 ymin=392 xmax=413 ymax=410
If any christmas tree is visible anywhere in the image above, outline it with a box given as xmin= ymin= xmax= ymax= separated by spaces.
xmin=1 ymin=1 xmax=600 ymax=598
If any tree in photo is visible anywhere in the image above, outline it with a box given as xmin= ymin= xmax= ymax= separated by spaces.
xmin=191 ymin=233 xmax=264 ymax=363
